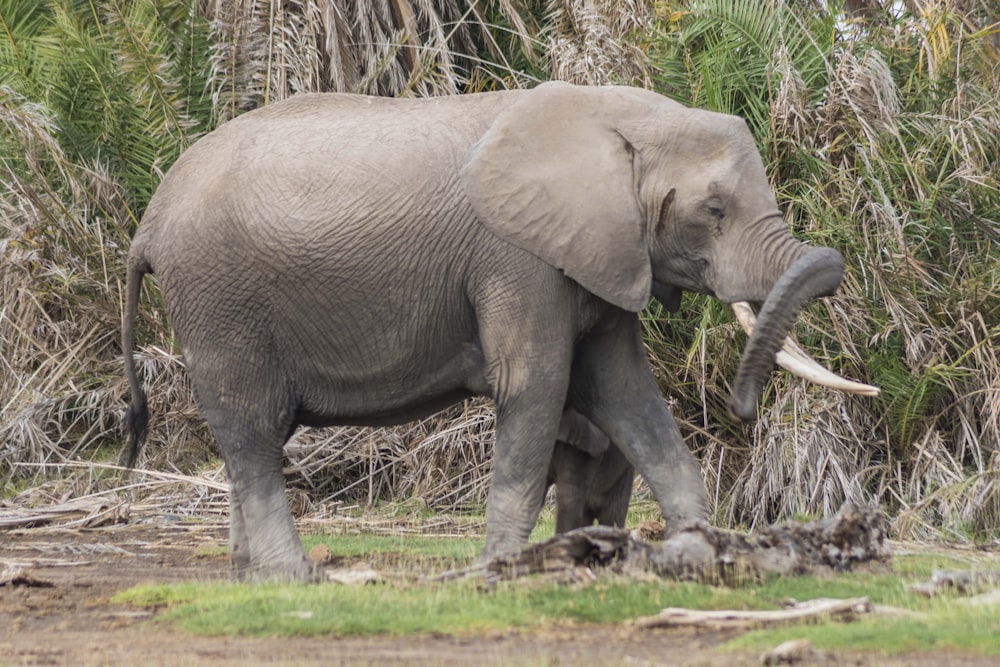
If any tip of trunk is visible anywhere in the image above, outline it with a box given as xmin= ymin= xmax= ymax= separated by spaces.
xmin=727 ymin=395 xmax=758 ymax=423
xmin=728 ymin=247 xmax=845 ymax=421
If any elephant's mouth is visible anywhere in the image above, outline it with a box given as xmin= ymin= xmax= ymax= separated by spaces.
xmin=651 ymin=282 xmax=682 ymax=313
xmin=730 ymin=301 xmax=880 ymax=397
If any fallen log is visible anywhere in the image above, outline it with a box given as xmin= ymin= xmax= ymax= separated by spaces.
xmin=626 ymin=502 xmax=891 ymax=583
xmin=440 ymin=503 xmax=891 ymax=585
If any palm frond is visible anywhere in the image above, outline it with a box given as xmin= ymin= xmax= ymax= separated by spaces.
xmin=543 ymin=0 xmax=652 ymax=85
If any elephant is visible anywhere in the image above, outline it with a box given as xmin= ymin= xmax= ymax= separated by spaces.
xmin=549 ymin=407 xmax=633 ymax=533
xmin=123 ymin=81 xmax=873 ymax=582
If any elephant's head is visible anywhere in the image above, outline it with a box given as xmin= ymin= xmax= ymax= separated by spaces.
xmin=462 ymin=81 xmax=874 ymax=420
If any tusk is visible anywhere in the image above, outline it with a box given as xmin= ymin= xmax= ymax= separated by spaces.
xmin=731 ymin=302 xmax=880 ymax=396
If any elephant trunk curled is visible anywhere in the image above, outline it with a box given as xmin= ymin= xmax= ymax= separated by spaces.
xmin=728 ymin=247 xmax=845 ymax=421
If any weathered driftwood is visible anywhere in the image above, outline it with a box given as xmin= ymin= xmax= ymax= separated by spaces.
xmin=441 ymin=503 xmax=891 ymax=585
xmin=0 ymin=564 xmax=54 ymax=588
xmin=957 ymin=590 xmax=1000 ymax=606
xmin=633 ymin=597 xmax=872 ymax=630
xmin=760 ymin=639 xmax=817 ymax=666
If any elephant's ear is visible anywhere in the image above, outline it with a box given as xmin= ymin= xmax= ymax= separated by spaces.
xmin=461 ymin=81 xmax=651 ymax=312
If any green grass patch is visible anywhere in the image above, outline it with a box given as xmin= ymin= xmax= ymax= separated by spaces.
xmin=113 ymin=531 xmax=1000 ymax=658
xmin=752 ymin=572 xmax=907 ymax=606
xmin=115 ymin=577 xmax=775 ymax=638
xmin=298 ymin=532 xmax=481 ymax=575
xmin=300 ymin=532 xmax=482 ymax=563
xmin=726 ymin=602 xmax=1000 ymax=656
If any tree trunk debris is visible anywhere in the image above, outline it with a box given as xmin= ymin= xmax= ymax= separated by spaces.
xmin=439 ymin=503 xmax=891 ymax=585
xmin=0 ymin=563 xmax=55 ymax=588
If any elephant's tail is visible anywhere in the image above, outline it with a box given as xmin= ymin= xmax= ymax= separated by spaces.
xmin=122 ymin=252 xmax=150 ymax=469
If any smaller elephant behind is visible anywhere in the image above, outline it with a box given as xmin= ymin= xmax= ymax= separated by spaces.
xmin=545 ymin=287 xmax=686 ymax=535
xmin=548 ymin=408 xmax=634 ymax=533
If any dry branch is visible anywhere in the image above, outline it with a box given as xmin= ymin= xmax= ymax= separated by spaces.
xmin=907 ymin=569 xmax=1000 ymax=597
xmin=0 ymin=495 xmax=129 ymax=530
xmin=633 ymin=597 xmax=872 ymax=630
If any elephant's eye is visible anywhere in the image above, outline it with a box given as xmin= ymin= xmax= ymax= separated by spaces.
xmin=708 ymin=206 xmax=724 ymax=220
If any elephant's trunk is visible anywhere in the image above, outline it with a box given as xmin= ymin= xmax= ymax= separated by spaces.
xmin=728 ymin=247 xmax=845 ymax=421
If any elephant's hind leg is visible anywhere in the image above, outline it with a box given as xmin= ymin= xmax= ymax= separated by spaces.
xmin=191 ymin=379 xmax=313 ymax=582
xmin=213 ymin=411 xmax=313 ymax=581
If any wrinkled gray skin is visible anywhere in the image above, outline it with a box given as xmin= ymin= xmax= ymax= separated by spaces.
xmin=123 ymin=82 xmax=846 ymax=581
xmin=549 ymin=408 xmax=633 ymax=532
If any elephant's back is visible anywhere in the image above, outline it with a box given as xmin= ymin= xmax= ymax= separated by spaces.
xmin=131 ymin=90 xmax=528 ymax=372
xmin=138 ymin=90 xmax=523 ymax=260
xmin=196 ymin=90 xmax=520 ymax=168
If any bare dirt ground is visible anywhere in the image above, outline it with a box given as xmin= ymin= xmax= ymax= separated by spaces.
xmin=0 ymin=520 xmax=997 ymax=667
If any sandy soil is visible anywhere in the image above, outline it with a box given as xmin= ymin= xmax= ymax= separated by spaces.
xmin=0 ymin=520 xmax=996 ymax=667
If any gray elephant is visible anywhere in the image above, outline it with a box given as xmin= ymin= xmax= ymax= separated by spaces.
xmin=549 ymin=407 xmax=633 ymax=532
xmin=123 ymin=81 xmax=865 ymax=581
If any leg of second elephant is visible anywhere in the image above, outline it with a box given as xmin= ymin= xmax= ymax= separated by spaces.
xmin=594 ymin=446 xmax=633 ymax=528
xmin=550 ymin=442 xmax=590 ymax=533
xmin=570 ymin=312 xmax=709 ymax=531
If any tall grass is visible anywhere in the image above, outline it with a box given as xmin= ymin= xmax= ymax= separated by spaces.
xmin=1 ymin=0 xmax=214 ymax=480
xmin=2 ymin=0 xmax=998 ymax=540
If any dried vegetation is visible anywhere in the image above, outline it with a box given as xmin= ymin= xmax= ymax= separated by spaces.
xmin=1 ymin=0 xmax=998 ymax=541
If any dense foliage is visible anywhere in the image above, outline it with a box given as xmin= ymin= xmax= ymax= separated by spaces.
xmin=1 ymin=0 xmax=997 ymax=540
xmin=645 ymin=0 xmax=1000 ymax=537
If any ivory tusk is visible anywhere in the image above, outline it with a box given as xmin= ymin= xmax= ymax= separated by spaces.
xmin=731 ymin=302 xmax=880 ymax=396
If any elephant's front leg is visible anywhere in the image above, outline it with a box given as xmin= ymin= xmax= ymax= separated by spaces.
xmin=477 ymin=308 xmax=575 ymax=558
xmin=570 ymin=311 xmax=709 ymax=532
xmin=484 ymin=386 xmax=568 ymax=558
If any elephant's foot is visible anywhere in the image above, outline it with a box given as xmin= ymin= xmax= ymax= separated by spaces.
xmin=231 ymin=553 xmax=319 ymax=583
xmin=478 ymin=530 xmax=533 ymax=565
xmin=661 ymin=513 xmax=710 ymax=537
